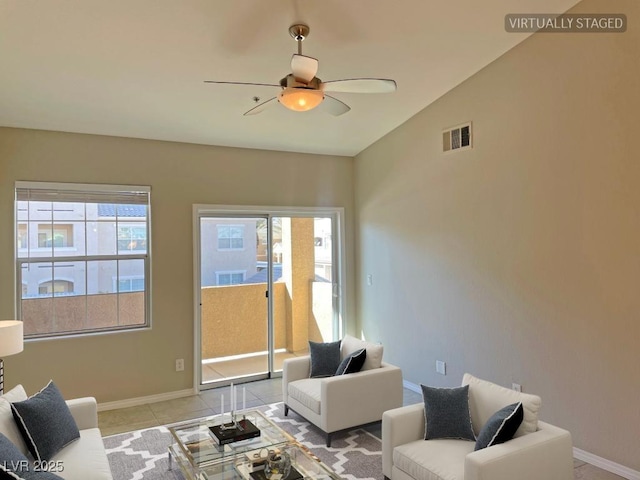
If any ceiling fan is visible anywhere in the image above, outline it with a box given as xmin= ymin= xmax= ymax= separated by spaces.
xmin=204 ymin=24 xmax=397 ymax=116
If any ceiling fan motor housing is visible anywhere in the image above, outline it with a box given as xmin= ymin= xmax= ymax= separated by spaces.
xmin=280 ymin=74 xmax=321 ymax=90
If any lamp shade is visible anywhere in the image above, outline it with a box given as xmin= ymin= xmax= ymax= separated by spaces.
xmin=278 ymin=87 xmax=324 ymax=112
xmin=0 ymin=321 xmax=23 ymax=357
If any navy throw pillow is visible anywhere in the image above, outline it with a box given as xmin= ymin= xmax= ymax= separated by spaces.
xmin=11 ymin=381 xmax=80 ymax=462
xmin=308 ymin=340 xmax=341 ymax=378
xmin=475 ymin=402 xmax=524 ymax=450
xmin=421 ymin=384 xmax=476 ymax=441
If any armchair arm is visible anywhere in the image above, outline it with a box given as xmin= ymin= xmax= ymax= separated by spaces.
xmin=464 ymin=421 xmax=573 ymax=480
xmin=282 ymin=356 xmax=311 ymax=403
xmin=382 ymin=403 xmax=425 ymax=479
xmin=322 ymin=364 xmax=403 ymax=433
xmin=66 ymin=397 xmax=98 ymax=430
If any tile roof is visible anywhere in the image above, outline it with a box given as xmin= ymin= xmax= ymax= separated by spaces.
xmin=98 ymin=204 xmax=147 ymax=217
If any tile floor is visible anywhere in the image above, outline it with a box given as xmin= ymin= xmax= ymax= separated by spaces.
xmin=98 ymin=378 xmax=624 ymax=480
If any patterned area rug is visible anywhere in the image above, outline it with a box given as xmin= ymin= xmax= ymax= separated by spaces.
xmin=104 ymin=403 xmax=383 ymax=480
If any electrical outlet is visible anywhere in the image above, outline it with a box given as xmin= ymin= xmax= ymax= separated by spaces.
xmin=367 ymin=274 xmax=373 ymax=286
xmin=436 ymin=360 xmax=446 ymax=375
xmin=175 ymin=358 xmax=184 ymax=372
xmin=512 ymin=383 xmax=522 ymax=392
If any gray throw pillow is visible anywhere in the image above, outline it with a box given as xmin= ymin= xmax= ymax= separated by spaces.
xmin=335 ymin=348 xmax=366 ymax=375
xmin=308 ymin=340 xmax=341 ymax=378
xmin=421 ymin=384 xmax=475 ymax=441
xmin=475 ymin=402 xmax=524 ymax=450
xmin=0 ymin=432 xmax=63 ymax=480
xmin=11 ymin=381 xmax=80 ymax=462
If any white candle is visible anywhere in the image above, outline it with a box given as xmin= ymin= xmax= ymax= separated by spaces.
xmin=234 ymin=385 xmax=238 ymax=413
xmin=230 ymin=382 xmax=234 ymax=412
xmin=221 ymin=393 xmax=224 ymax=419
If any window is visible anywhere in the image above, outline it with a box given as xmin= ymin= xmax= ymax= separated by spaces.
xmin=216 ymin=271 xmax=245 ymax=286
xmin=116 ymin=276 xmax=145 ymax=292
xmin=38 ymin=224 xmax=74 ymax=248
xmin=17 ymin=224 xmax=27 ymax=249
xmin=217 ymin=225 xmax=244 ymax=250
xmin=15 ymin=182 xmax=151 ymax=338
xmin=39 ymin=280 xmax=74 ymax=295
xmin=118 ymin=225 xmax=147 ymax=251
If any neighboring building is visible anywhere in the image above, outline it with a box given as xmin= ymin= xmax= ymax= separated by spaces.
xmin=200 ymin=218 xmax=258 ymax=287
xmin=18 ymin=201 xmax=147 ymax=298
xmin=200 ymin=217 xmax=332 ymax=287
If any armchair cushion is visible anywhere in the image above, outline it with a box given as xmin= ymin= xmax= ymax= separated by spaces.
xmin=335 ymin=348 xmax=366 ymax=375
xmin=287 ymin=378 xmax=321 ymax=414
xmin=421 ymin=385 xmax=475 ymax=441
xmin=309 ymin=340 xmax=342 ymax=378
xmin=393 ymin=439 xmax=474 ymax=480
xmin=474 ymin=402 xmax=523 ymax=451
xmin=341 ymin=335 xmax=383 ymax=370
xmin=11 ymin=381 xmax=80 ymax=462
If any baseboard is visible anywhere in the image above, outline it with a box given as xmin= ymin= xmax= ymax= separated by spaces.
xmin=403 ymin=379 xmax=421 ymax=393
xmin=97 ymin=388 xmax=197 ymax=412
xmin=403 ymin=380 xmax=638 ymax=479
xmin=573 ymin=448 xmax=640 ymax=480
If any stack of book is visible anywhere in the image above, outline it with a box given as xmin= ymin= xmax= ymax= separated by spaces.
xmin=209 ymin=418 xmax=261 ymax=446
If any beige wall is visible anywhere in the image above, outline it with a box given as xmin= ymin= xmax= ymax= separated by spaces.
xmin=0 ymin=127 xmax=354 ymax=402
xmin=355 ymin=0 xmax=639 ymax=471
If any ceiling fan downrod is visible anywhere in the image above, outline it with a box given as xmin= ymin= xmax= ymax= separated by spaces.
xmin=289 ymin=24 xmax=309 ymax=55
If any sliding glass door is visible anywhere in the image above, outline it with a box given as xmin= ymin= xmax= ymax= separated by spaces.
xmin=195 ymin=207 xmax=343 ymax=389
xmin=199 ymin=216 xmax=269 ymax=383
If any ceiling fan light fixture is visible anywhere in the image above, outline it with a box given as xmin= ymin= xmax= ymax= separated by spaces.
xmin=278 ymin=87 xmax=324 ymax=112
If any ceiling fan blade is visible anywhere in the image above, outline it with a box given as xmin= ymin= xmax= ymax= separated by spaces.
xmin=243 ymin=97 xmax=277 ymax=116
xmin=291 ymin=54 xmax=319 ymax=83
xmin=320 ymin=95 xmax=351 ymax=116
xmin=204 ymin=81 xmax=280 ymax=88
xmin=322 ymin=78 xmax=397 ymax=94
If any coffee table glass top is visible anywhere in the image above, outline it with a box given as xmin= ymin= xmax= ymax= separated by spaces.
xmin=168 ymin=410 xmax=292 ymax=470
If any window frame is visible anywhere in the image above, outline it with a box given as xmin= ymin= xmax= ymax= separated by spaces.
xmin=15 ymin=181 xmax=152 ymax=339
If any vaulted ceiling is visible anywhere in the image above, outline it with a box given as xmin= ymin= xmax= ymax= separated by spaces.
xmin=0 ymin=0 xmax=580 ymax=156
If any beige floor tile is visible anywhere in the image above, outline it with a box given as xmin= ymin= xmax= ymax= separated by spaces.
xmin=98 ymin=404 xmax=156 ymax=428
xmin=101 ymin=418 xmax=160 ymax=437
xmin=148 ymin=395 xmax=210 ymax=417
xmin=574 ymin=464 xmax=626 ymax=480
xmin=152 ymin=408 xmax=215 ymax=425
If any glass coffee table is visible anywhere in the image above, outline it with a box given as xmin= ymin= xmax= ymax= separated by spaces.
xmin=168 ymin=410 xmax=340 ymax=480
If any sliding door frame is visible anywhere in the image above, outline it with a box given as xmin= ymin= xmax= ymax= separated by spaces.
xmin=192 ymin=204 xmax=346 ymax=392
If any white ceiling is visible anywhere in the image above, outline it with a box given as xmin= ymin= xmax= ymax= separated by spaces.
xmin=0 ymin=0 xmax=579 ymax=157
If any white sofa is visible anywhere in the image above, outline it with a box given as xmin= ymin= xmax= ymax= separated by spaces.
xmin=283 ymin=336 xmax=403 ymax=447
xmin=382 ymin=374 xmax=574 ymax=480
xmin=0 ymin=385 xmax=113 ymax=480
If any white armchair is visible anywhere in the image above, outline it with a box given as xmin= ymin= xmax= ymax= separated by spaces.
xmin=282 ymin=337 xmax=403 ymax=447
xmin=382 ymin=374 xmax=574 ymax=480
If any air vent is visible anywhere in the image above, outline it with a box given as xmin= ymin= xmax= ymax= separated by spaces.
xmin=443 ymin=122 xmax=472 ymax=152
